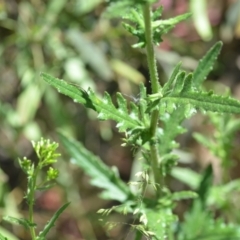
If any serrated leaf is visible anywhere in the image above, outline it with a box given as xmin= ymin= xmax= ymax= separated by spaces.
xmin=171 ymin=72 xmax=186 ymax=94
xmin=158 ymin=108 xmax=186 ymax=155
xmin=152 ymin=13 xmax=192 ymax=28
xmin=37 ymin=202 xmax=70 ymax=240
xmin=41 ymin=73 xmax=143 ymax=132
xmin=181 ymin=73 xmax=194 ymax=93
xmin=193 ymin=41 xmax=223 ymax=88
xmin=58 ymin=132 xmax=132 ymax=202
xmin=41 ymin=73 xmax=93 ymax=108
xmin=162 ymin=91 xmax=240 ymax=114
xmin=88 ymin=90 xmax=142 ymax=132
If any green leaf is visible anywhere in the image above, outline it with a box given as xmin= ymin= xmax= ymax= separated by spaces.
xmin=162 ymin=91 xmax=240 ymax=114
xmin=2 ymin=216 xmax=34 ymax=229
xmin=197 ymin=165 xmax=213 ymax=206
xmin=162 ymin=62 xmax=182 ymax=95
xmin=41 ymin=73 xmax=142 ymax=132
xmin=0 ymin=226 xmax=20 ymax=240
xmin=171 ymin=191 xmax=198 ymax=201
xmin=225 ymin=117 xmax=240 ymax=137
xmin=152 ymin=13 xmax=192 ymax=28
xmin=145 ymin=207 xmax=177 ymax=240
xmin=178 ymin=201 xmax=240 ymax=240
xmin=160 ymin=72 xmax=240 ymax=114
xmin=40 ymin=73 xmax=92 ymax=108
xmin=58 ymin=132 xmax=132 ymax=202
xmin=171 ymin=167 xmax=201 ymax=189
xmin=92 ymin=90 xmax=142 ymax=132
xmin=171 ymin=72 xmax=186 ymax=94
xmin=193 ymin=132 xmax=214 ymax=149
xmin=208 ymin=179 xmax=240 ymax=209
xmin=121 ymin=6 xmax=190 ymax=48
xmin=193 ymin=41 xmax=223 ymax=88
xmin=104 ymin=0 xmax=157 ymax=18
xmin=158 ymin=108 xmax=186 ymax=155
xmin=37 ymin=202 xmax=70 ymax=240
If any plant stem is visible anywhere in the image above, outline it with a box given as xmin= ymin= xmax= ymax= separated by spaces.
xmin=28 ymin=166 xmax=40 ymax=240
xmin=142 ymin=3 xmax=162 ymax=196
xmin=142 ymin=4 xmax=160 ymax=94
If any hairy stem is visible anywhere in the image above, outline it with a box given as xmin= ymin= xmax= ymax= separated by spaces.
xmin=142 ymin=4 xmax=162 ymax=196
xmin=142 ymin=4 xmax=160 ymax=94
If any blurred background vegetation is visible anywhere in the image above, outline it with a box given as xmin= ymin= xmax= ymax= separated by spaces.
xmin=1 ymin=0 xmax=240 ymax=239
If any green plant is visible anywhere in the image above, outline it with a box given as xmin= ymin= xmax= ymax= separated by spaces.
xmin=35 ymin=1 xmax=240 ymax=239
xmin=1 ymin=138 xmax=69 ymax=240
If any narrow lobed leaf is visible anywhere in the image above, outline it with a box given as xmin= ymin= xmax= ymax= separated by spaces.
xmin=162 ymin=92 xmax=240 ymax=114
xmin=171 ymin=71 xmax=186 ymax=94
xmin=192 ymin=41 xmax=223 ymax=88
xmin=162 ymin=62 xmax=182 ymax=95
xmin=152 ymin=13 xmax=192 ymax=28
xmin=89 ymin=90 xmax=142 ymax=132
xmin=41 ymin=73 xmax=142 ymax=132
xmin=2 ymin=216 xmax=34 ymax=229
xmin=37 ymin=202 xmax=70 ymax=239
xmin=58 ymin=132 xmax=132 ymax=202
xmin=40 ymin=73 xmax=95 ymax=109
xmin=181 ymin=73 xmax=194 ymax=93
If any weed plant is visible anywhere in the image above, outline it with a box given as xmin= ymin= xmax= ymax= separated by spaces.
xmin=2 ymin=0 xmax=240 ymax=239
